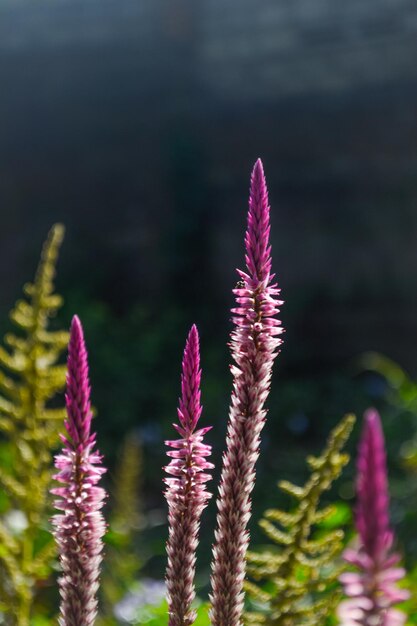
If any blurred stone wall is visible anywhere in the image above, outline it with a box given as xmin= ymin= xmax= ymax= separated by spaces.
xmin=201 ymin=0 xmax=417 ymax=97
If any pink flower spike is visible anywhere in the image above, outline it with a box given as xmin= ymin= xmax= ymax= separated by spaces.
xmin=338 ymin=409 xmax=409 ymax=626
xmin=164 ymin=324 xmax=213 ymax=626
xmin=51 ymin=315 xmax=107 ymax=626
xmin=210 ymin=159 xmax=284 ymax=626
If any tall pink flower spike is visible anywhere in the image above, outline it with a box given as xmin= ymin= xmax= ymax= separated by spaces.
xmin=52 ymin=316 xmax=106 ymax=626
xmin=338 ymin=409 xmax=409 ymax=626
xmin=164 ymin=324 xmax=213 ymax=626
xmin=210 ymin=159 xmax=284 ymax=626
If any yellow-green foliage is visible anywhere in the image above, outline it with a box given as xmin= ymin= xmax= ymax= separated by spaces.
xmin=245 ymin=414 xmax=355 ymax=626
xmin=111 ymin=432 xmax=143 ymax=535
xmin=99 ymin=432 xmax=144 ymax=624
xmin=0 ymin=224 xmax=67 ymax=626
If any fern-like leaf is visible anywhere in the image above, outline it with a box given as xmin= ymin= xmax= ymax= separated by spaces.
xmin=0 ymin=224 xmax=67 ymax=626
xmin=245 ymin=414 xmax=355 ymax=626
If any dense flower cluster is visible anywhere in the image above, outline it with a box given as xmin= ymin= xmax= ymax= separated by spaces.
xmin=164 ymin=325 xmax=213 ymax=626
xmin=210 ymin=159 xmax=284 ymax=626
xmin=338 ymin=409 xmax=409 ymax=626
xmin=52 ymin=316 xmax=107 ymax=626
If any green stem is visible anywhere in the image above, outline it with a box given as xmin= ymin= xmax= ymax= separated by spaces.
xmin=16 ymin=584 xmax=31 ymax=626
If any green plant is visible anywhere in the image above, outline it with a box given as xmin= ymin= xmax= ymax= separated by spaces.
xmin=99 ymin=432 xmax=144 ymax=624
xmin=360 ymin=352 xmax=417 ymax=470
xmin=0 ymin=224 xmax=68 ymax=625
xmin=244 ymin=414 xmax=355 ymax=626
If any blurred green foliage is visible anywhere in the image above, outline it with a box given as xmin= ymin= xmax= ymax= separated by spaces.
xmin=0 ymin=225 xmax=68 ymax=626
xmin=360 ymin=352 xmax=417 ymax=470
xmin=100 ymin=432 xmax=144 ymax=625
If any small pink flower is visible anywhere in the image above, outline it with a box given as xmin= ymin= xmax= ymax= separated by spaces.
xmin=164 ymin=325 xmax=213 ymax=626
xmin=338 ymin=409 xmax=409 ymax=626
xmin=52 ymin=316 xmax=106 ymax=626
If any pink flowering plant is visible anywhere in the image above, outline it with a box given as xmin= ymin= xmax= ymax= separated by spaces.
xmin=209 ymin=159 xmax=283 ymax=626
xmin=164 ymin=324 xmax=213 ymax=626
xmin=52 ymin=316 xmax=107 ymax=626
xmin=49 ymin=163 xmax=411 ymax=626
xmin=339 ymin=409 xmax=409 ymax=626
xmin=0 ymin=160 xmax=413 ymax=626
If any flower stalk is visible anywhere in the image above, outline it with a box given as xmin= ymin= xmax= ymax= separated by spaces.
xmin=210 ymin=159 xmax=284 ymax=626
xmin=52 ymin=315 xmax=107 ymax=626
xmin=338 ymin=408 xmax=409 ymax=626
xmin=164 ymin=324 xmax=213 ymax=626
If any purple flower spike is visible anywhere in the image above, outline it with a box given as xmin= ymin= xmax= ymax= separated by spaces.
xmin=52 ymin=315 xmax=106 ymax=626
xmin=164 ymin=325 xmax=213 ymax=626
xmin=338 ymin=409 xmax=409 ymax=626
xmin=210 ymin=159 xmax=284 ymax=626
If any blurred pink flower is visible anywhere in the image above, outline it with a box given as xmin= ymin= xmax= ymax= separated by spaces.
xmin=338 ymin=409 xmax=409 ymax=626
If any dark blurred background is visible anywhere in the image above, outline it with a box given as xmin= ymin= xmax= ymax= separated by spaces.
xmin=1 ymin=0 xmax=417 ymax=561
